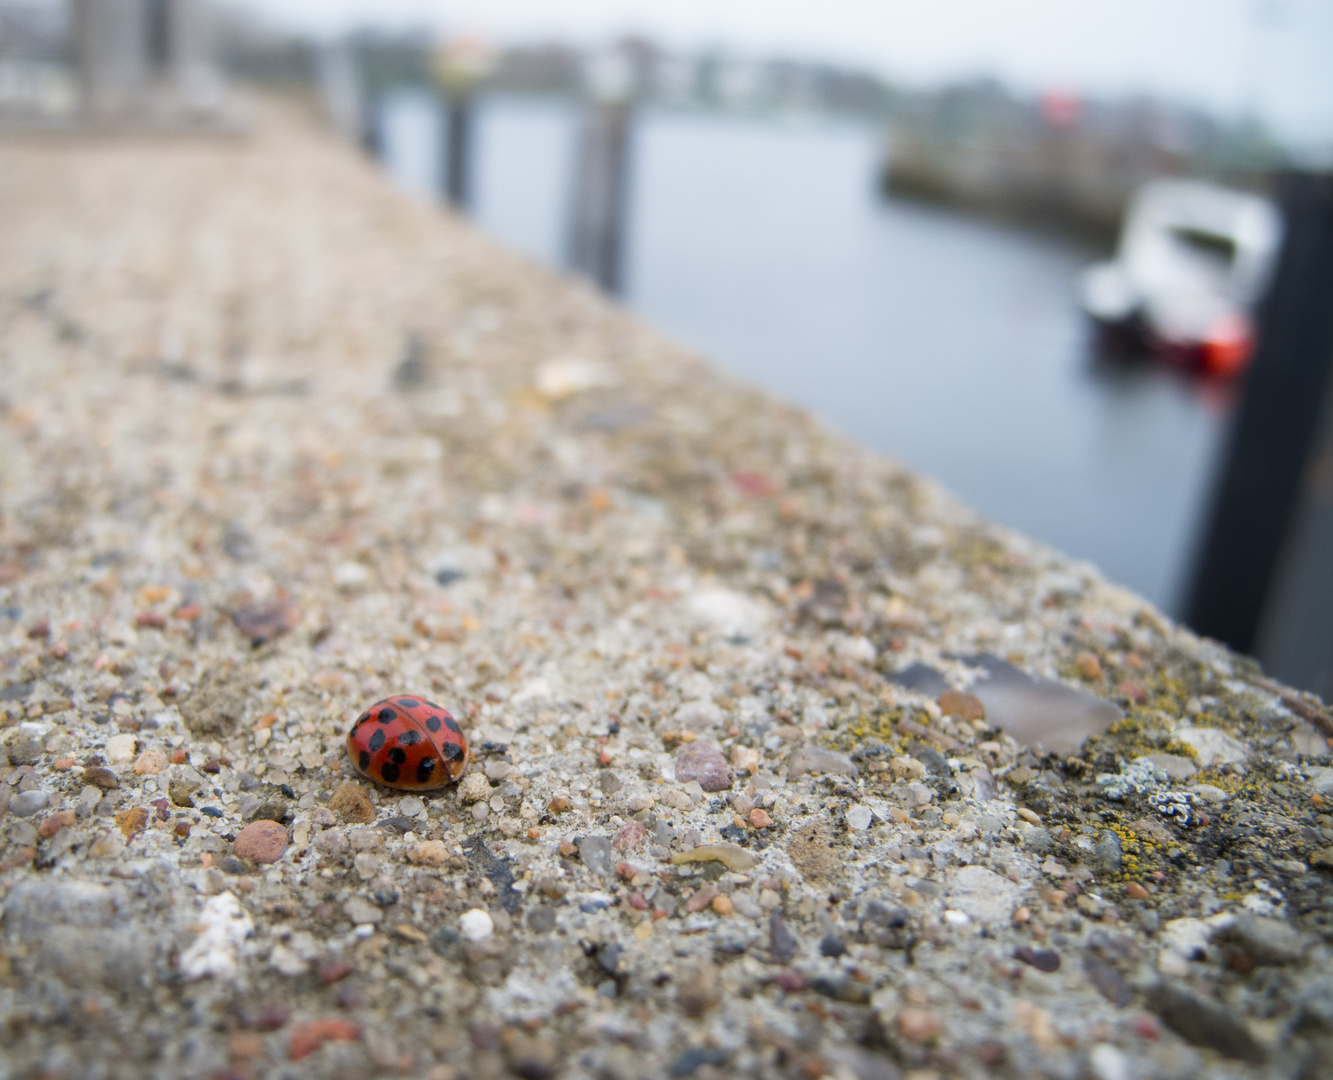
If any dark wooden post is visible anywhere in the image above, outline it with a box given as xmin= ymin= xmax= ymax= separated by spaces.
xmin=1183 ymin=172 xmax=1333 ymax=675
xmin=568 ymin=99 xmax=632 ymax=294
xmin=444 ymin=91 xmax=473 ymax=210
xmin=74 ymin=0 xmax=149 ymax=120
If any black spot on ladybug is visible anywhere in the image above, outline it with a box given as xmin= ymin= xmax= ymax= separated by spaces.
xmin=425 ymin=715 xmax=442 ymax=733
xmin=388 ymin=747 xmax=407 ymax=765
xmin=444 ymin=716 xmax=463 ymax=736
xmin=359 ymin=750 xmax=370 ymax=770
xmin=398 ymin=729 xmax=422 ymax=746
xmin=368 ymin=729 xmax=386 ymax=752
xmin=416 ymin=758 xmax=436 ymax=784
xmin=440 ymin=741 xmax=464 ymax=760
xmin=380 ymin=762 xmax=400 ymax=784
xmin=359 ymin=712 xmax=371 ymax=724
xmin=397 ymin=697 xmax=420 ymax=708
xmin=378 ymin=708 xmax=397 ymax=723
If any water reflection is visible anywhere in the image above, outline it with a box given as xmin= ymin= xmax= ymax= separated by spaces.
xmin=381 ymin=94 xmax=1233 ymax=614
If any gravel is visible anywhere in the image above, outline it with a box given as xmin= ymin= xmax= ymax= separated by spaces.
xmin=0 ymin=98 xmax=1330 ymax=1080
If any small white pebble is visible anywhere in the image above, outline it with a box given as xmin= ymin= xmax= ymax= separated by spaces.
xmin=460 ymin=908 xmax=494 ymax=942
xmin=846 ymin=805 xmax=873 ymax=831
xmin=1089 ymin=1043 xmax=1129 ymax=1080
xmin=943 ymin=909 xmax=971 ymax=927
xmin=104 ymin=732 xmax=137 ymax=764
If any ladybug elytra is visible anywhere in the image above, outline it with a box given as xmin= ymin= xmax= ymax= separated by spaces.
xmin=346 ymin=695 xmax=469 ymax=790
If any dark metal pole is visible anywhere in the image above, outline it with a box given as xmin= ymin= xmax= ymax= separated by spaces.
xmin=1183 ymin=172 xmax=1333 ymax=656
xmin=568 ymin=100 xmax=632 ymax=295
xmin=444 ymin=92 xmax=473 ymax=210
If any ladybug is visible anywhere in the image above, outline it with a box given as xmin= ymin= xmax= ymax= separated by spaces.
xmin=346 ymin=695 xmax=469 ymax=790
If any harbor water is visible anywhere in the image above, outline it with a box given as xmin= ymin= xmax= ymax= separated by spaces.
xmin=380 ymin=93 xmax=1234 ymax=615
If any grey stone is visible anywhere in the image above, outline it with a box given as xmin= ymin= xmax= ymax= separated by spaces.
xmin=860 ymin=900 xmax=911 ymax=949
xmin=1137 ymin=753 xmax=1197 ymax=780
xmin=786 ymin=747 xmax=859 ymax=779
xmin=313 ymin=827 xmax=348 ymax=855
xmin=168 ymin=765 xmax=205 ymax=807
xmin=1096 ymin=830 xmax=1123 ymax=874
xmin=1146 ymin=983 xmax=1265 ymax=1063
xmin=578 ymin=835 xmax=613 ymax=877
xmin=344 ymin=895 xmax=382 ymax=924
xmin=527 ymin=907 xmax=556 ymax=933
xmin=9 ymin=789 xmax=49 ymax=817
xmin=1215 ymin=914 xmax=1308 ymax=967
xmin=947 ymin=865 xmax=1020 ymax=924
xmin=769 ymin=910 xmax=797 ymax=963
xmin=651 ymin=816 xmax=675 ymax=847
xmin=891 ymin=654 xmax=1121 ymax=754
xmin=1173 ymin=727 xmax=1248 ymax=767
xmin=675 ymin=741 xmax=732 ymax=791
xmin=1024 ymin=827 xmax=1053 ymax=853
xmin=908 ymin=741 xmax=949 ymax=776
xmin=3 ymin=879 xmax=152 ymax=989
xmin=598 ymin=771 xmax=622 ymax=793
xmin=9 ymin=819 xmax=38 ymax=845
xmin=596 ymin=942 xmax=625 ymax=976
xmin=6 ymin=735 xmax=42 ymax=765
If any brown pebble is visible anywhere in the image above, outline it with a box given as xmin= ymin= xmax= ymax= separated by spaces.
xmin=677 ymin=958 xmax=720 ymax=1017
xmin=174 ymin=820 xmax=192 ymax=839
xmin=229 ymin=1032 xmax=265 ymax=1060
xmin=1014 ymin=946 xmax=1061 ymax=972
xmin=615 ymin=861 xmax=641 ymax=881
xmin=674 ymin=740 xmax=732 ymax=792
xmin=611 ymin=820 xmax=647 ymax=851
xmin=84 ymin=766 xmax=119 ymax=791
xmin=319 ymin=960 xmax=353 ymax=984
xmin=937 ymin=690 xmax=985 ymax=721
xmin=234 ymin=820 xmax=289 ymax=864
xmin=405 ymin=840 xmax=449 ymax=866
xmin=133 ymin=749 xmax=168 ymax=775
xmin=115 ymin=807 xmax=150 ymax=841
xmin=711 ymin=895 xmax=734 ymax=916
xmin=1126 ymin=881 xmax=1149 ymax=900
xmin=685 ymin=886 xmax=719 ymax=913
xmin=241 ymin=1001 xmax=290 ymax=1031
xmin=289 ymin=1018 xmax=361 ymax=1060
xmin=329 ymin=780 xmax=376 ymax=824
xmin=38 ymin=809 xmax=76 ymax=839
xmin=233 ymin=599 xmax=297 ymax=645
xmin=548 ymin=796 xmax=571 ymax=813
xmin=750 ymin=808 xmax=774 ymax=828
xmin=897 ymin=1008 xmax=942 ymax=1042
xmin=558 ymin=839 xmax=577 ymax=857
xmin=1075 ymin=652 xmax=1103 ymax=680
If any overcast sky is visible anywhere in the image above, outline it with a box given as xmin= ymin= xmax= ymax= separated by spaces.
xmin=246 ymin=0 xmax=1333 ymax=149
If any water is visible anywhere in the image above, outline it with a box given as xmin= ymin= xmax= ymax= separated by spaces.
xmin=379 ymin=94 xmax=1233 ymax=614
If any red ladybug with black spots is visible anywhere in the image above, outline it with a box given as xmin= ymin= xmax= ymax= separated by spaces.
xmin=346 ymin=695 xmax=469 ymax=790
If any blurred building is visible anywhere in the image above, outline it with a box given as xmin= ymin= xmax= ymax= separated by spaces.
xmin=884 ymin=80 xmax=1287 ymax=243
xmin=0 ymin=0 xmax=230 ymax=128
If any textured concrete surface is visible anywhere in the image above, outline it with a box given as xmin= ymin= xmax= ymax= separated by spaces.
xmin=1 ymin=100 xmax=1332 ymax=1080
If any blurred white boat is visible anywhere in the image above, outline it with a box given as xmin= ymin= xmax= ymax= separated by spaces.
xmin=1079 ymin=179 xmax=1282 ymax=377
